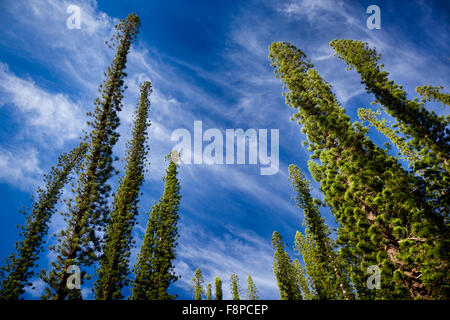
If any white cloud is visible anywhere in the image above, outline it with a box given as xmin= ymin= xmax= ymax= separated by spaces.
xmin=0 ymin=147 xmax=43 ymax=191
xmin=0 ymin=62 xmax=84 ymax=146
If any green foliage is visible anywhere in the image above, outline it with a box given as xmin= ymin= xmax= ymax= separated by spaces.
xmin=329 ymin=39 xmax=448 ymax=159
xmin=289 ymin=164 xmax=354 ymax=299
xmin=95 ymin=81 xmax=152 ymax=300
xmin=292 ymin=259 xmax=315 ymax=300
xmin=230 ymin=273 xmax=241 ymax=300
xmin=206 ymin=283 xmax=212 ymax=300
xmin=416 ymin=85 xmax=450 ymax=107
xmin=0 ymin=144 xmax=86 ymax=300
xmin=40 ymin=13 xmax=141 ymax=300
xmin=330 ymin=39 xmax=449 ymax=221
xmin=214 ymin=276 xmax=223 ymax=300
xmin=292 ymin=231 xmax=325 ymax=298
xmin=358 ymin=108 xmax=418 ymax=163
xmin=270 ymin=41 xmax=449 ymax=299
xmin=131 ymin=155 xmax=181 ymax=300
xmin=191 ymin=268 xmax=204 ymax=300
xmin=246 ymin=275 xmax=259 ymax=300
xmin=271 ymin=231 xmax=302 ymax=300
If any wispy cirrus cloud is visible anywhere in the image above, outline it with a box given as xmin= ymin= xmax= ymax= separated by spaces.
xmin=0 ymin=147 xmax=43 ymax=191
xmin=0 ymin=62 xmax=85 ymax=146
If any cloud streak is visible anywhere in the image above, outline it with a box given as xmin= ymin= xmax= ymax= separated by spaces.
xmin=0 ymin=147 xmax=43 ymax=191
xmin=0 ymin=62 xmax=85 ymax=146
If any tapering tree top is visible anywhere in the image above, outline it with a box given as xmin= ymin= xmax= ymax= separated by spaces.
xmin=166 ymin=150 xmax=182 ymax=165
xmin=288 ymin=164 xmax=313 ymax=210
xmin=269 ymin=42 xmax=312 ymax=77
xmin=106 ymin=12 xmax=141 ymax=48
xmin=111 ymin=13 xmax=141 ymax=46
xmin=95 ymin=80 xmax=152 ymax=300
xmin=139 ymin=80 xmax=152 ymax=92
xmin=271 ymin=231 xmax=282 ymax=248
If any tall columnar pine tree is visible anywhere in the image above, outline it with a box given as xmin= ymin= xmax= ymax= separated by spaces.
xmin=95 ymin=81 xmax=152 ymax=300
xmin=39 ymin=13 xmax=141 ymax=300
xmin=131 ymin=152 xmax=181 ymax=300
xmin=269 ymin=41 xmax=448 ymax=299
xmin=289 ymin=164 xmax=354 ymax=300
xmin=292 ymin=258 xmax=316 ymax=300
xmin=230 ymin=273 xmax=241 ymax=300
xmin=0 ymin=144 xmax=87 ymax=300
xmin=191 ymin=268 xmax=204 ymax=300
xmin=271 ymin=231 xmax=302 ymax=300
xmin=330 ymin=39 xmax=449 ymax=219
xmin=206 ymin=283 xmax=212 ymax=300
xmin=214 ymin=276 xmax=223 ymax=300
xmin=246 ymin=275 xmax=258 ymax=300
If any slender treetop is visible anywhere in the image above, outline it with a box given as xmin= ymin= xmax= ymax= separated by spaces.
xmin=230 ymin=273 xmax=241 ymax=300
xmin=214 ymin=276 xmax=223 ymax=300
xmin=131 ymin=151 xmax=182 ymax=300
xmin=191 ymin=268 xmax=205 ymax=300
xmin=95 ymin=81 xmax=152 ymax=300
xmin=206 ymin=283 xmax=212 ymax=300
xmin=246 ymin=275 xmax=259 ymax=300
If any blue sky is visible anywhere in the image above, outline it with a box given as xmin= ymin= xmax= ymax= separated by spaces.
xmin=0 ymin=0 xmax=448 ymax=299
